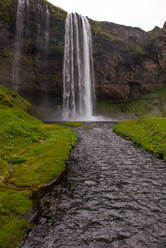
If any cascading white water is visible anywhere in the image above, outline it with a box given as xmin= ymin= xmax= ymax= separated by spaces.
xmin=12 ymin=0 xmax=29 ymax=91
xmin=44 ymin=3 xmax=50 ymax=52
xmin=63 ymin=13 xmax=95 ymax=120
xmin=36 ymin=1 xmax=50 ymax=58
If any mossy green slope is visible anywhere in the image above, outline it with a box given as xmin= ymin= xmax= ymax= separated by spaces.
xmin=96 ymin=87 xmax=166 ymax=118
xmin=113 ymin=117 xmax=166 ymax=160
xmin=0 ymin=86 xmax=77 ymax=248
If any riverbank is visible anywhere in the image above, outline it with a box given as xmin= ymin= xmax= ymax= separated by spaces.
xmin=113 ymin=117 xmax=166 ymax=160
xmin=21 ymin=122 xmax=166 ymax=248
xmin=0 ymin=86 xmax=77 ymax=248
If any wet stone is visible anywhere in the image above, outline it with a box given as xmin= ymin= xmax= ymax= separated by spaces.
xmin=21 ymin=123 xmax=166 ymax=248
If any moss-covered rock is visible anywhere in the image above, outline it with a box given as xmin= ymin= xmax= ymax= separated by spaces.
xmin=96 ymin=86 xmax=166 ymax=119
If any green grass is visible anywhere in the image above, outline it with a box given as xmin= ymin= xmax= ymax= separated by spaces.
xmin=96 ymin=87 xmax=166 ymax=118
xmin=0 ymin=216 xmax=30 ymax=248
xmin=91 ymin=21 xmax=123 ymax=42
xmin=10 ymin=124 xmax=76 ymax=187
xmin=83 ymin=125 xmax=92 ymax=129
xmin=0 ymin=186 xmax=32 ymax=247
xmin=60 ymin=121 xmax=83 ymax=127
xmin=0 ymin=85 xmax=77 ymax=248
xmin=113 ymin=117 xmax=166 ymax=159
xmin=60 ymin=122 xmax=92 ymax=129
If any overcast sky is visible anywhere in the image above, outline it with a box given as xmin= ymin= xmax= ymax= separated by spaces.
xmin=48 ymin=0 xmax=166 ymax=31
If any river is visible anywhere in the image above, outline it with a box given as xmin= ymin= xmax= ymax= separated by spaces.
xmin=21 ymin=122 xmax=166 ymax=248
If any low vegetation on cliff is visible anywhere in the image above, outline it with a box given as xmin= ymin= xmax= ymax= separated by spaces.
xmin=0 ymin=0 xmax=14 ymax=23
xmin=96 ymin=86 xmax=166 ymax=119
xmin=113 ymin=117 xmax=166 ymax=160
xmin=112 ymin=87 xmax=166 ymax=159
xmin=0 ymin=86 xmax=77 ymax=248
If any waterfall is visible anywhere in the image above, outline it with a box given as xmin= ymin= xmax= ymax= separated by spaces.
xmin=36 ymin=1 xmax=50 ymax=58
xmin=12 ymin=0 xmax=29 ymax=91
xmin=63 ymin=13 xmax=95 ymax=120
xmin=44 ymin=3 xmax=50 ymax=53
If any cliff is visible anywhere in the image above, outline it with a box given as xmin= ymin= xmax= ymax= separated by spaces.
xmin=0 ymin=0 xmax=166 ymax=114
xmin=90 ymin=20 xmax=166 ymax=102
xmin=0 ymin=0 xmax=67 ymax=111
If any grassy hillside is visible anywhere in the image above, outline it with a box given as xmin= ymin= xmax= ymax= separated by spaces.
xmin=0 ymin=86 xmax=77 ymax=248
xmin=96 ymin=87 xmax=166 ymax=119
xmin=113 ymin=117 xmax=166 ymax=160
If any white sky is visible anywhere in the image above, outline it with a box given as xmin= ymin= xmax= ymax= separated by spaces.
xmin=48 ymin=0 xmax=166 ymax=31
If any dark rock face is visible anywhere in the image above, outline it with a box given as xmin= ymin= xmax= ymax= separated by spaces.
xmin=0 ymin=0 xmax=166 ymax=109
xmin=90 ymin=20 xmax=166 ymax=102
xmin=0 ymin=0 xmax=66 ymax=108
xmin=163 ymin=21 xmax=166 ymax=29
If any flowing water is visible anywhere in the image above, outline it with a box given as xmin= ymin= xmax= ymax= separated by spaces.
xmin=21 ymin=123 xmax=166 ymax=248
xmin=13 ymin=0 xmax=50 ymax=91
xmin=12 ymin=0 xmax=29 ymax=91
xmin=44 ymin=3 xmax=50 ymax=53
xmin=63 ymin=13 xmax=95 ymax=120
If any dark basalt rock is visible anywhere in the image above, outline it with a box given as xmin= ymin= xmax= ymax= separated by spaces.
xmin=0 ymin=0 xmax=166 ymax=110
xmin=90 ymin=20 xmax=166 ymax=101
xmin=0 ymin=0 xmax=67 ymax=108
xmin=163 ymin=21 xmax=166 ymax=29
